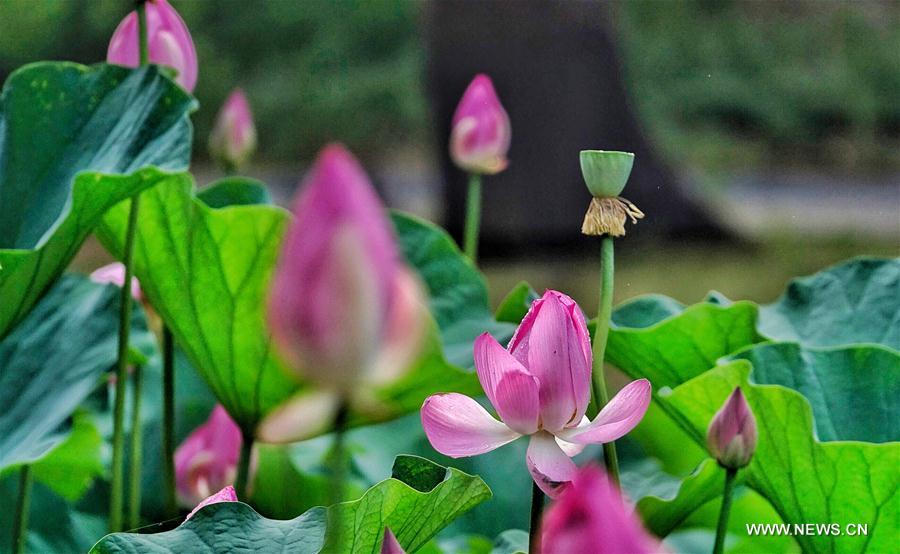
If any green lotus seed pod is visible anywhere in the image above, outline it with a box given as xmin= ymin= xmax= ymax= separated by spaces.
xmin=580 ymin=150 xmax=635 ymax=198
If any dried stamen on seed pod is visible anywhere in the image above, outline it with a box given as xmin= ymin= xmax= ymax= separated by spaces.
xmin=581 ymin=197 xmax=645 ymax=237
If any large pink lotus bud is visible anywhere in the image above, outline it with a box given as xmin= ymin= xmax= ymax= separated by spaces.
xmin=542 ymin=464 xmax=667 ymax=554
xmin=107 ymin=0 xmax=198 ymax=92
xmin=174 ymin=405 xmax=242 ymax=507
xmin=707 ymin=387 xmax=758 ymax=469
xmin=209 ymin=88 xmax=257 ymax=171
xmin=267 ymin=144 xmax=426 ymax=391
xmin=449 ymin=74 xmax=511 ymax=175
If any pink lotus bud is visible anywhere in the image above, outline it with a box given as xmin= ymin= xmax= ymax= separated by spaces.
xmin=175 ymin=405 xmax=242 ymax=507
xmin=450 ymin=74 xmax=511 ymax=175
xmin=90 ymin=262 xmax=142 ymax=302
xmin=542 ymin=464 xmax=667 ymax=554
xmin=707 ymin=387 xmax=758 ymax=469
xmin=107 ymin=0 xmax=198 ymax=92
xmin=380 ymin=528 xmax=405 ymax=554
xmin=267 ymin=144 xmax=426 ymax=392
xmin=209 ymin=88 xmax=257 ymax=171
xmin=184 ymin=485 xmax=238 ymax=521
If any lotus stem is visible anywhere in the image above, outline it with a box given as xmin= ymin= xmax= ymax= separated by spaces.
xmin=528 ymin=480 xmax=544 ymax=554
xmin=590 ymin=235 xmax=620 ymax=485
xmin=328 ymin=399 xmax=351 ymax=550
xmin=128 ymin=362 xmax=144 ymax=529
xmin=463 ymin=173 xmax=482 ymax=263
xmin=161 ymin=326 xmax=177 ymax=518
xmin=110 ymin=1 xmax=148 ymax=531
xmin=12 ymin=465 xmax=32 ymax=554
xmin=713 ymin=467 xmax=738 ymax=554
xmin=235 ymin=431 xmax=254 ymax=499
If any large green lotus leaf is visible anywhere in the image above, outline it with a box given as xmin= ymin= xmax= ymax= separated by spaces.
xmin=392 ymin=212 xmax=516 ymax=367
xmin=605 ymin=301 xmax=762 ymax=389
xmin=90 ymin=455 xmax=491 ymax=553
xmin=759 ymin=257 xmax=900 ymax=350
xmin=29 ymin=413 xmax=105 ymax=502
xmin=0 ymin=62 xmax=195 ymax=338
xmin=727 ymin=342 xmax=900 ymax=443
xmin=97 ymin=177 xmax=489 ymax=433
xmin=659 ymin=360 xmax=899 ymax=554
xmin=0 ymin=275 xmax=143 ymax=471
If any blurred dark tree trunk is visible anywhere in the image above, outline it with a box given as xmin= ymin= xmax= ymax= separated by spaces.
xmin=424 ymin=1 xmax=728 ymax=256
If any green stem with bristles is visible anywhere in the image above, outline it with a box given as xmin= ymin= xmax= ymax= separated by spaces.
xmin=161 ymin=326 xmax=177 ymax=518
xmin=12 ymin=465 xmax=32 ymax=554
xmin=528 ymin=480 xmax=544 ymax=554
xmin=589 ymin=235 xmax=620 ymax=484
xmin=128 ymin=363 xmax=144 ymax=529
xmin=463 ymin=173 xmax=482 ymax=263
xmin=713 ymin=467 xmax=738 ymax=554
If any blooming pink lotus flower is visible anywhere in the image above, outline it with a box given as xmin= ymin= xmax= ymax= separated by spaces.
xmin=542 ymin=464 xmax=668 ymax=554
xmin=380 ymin=528 xmax=405 ymax=554
xmin=450 ymin=74 xmax=511 ymax=175
xmin=421 ymin=290 xmax=651 ymax=497
xmin=184 ymin=485 xmax=238 ymax=521
xmin=107 ymin=0 xmax=198 ymax=92
xmin=707 ymin=387 xmax=758 ymax=469
xmin=260 ymin=144 xmax=426 ymax=443
xmin=90 ymin=262 xmax=142 ymax=301
xmin=209 ymin=88 xmax=257 ymax=171
xmin=175 ymin=405 xmax=242 ymax=507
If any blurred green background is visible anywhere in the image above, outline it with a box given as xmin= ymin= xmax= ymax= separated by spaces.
xmin=0 ymin=0 xmax=896 ymax=306
xmin=2 ymin=0 xmax=898 ymax=171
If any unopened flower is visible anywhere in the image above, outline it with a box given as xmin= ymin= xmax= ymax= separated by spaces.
xmin=107 ymin=0 xmax=198 ymax=92
xmin=90 ymin=263 xmax=142 ymax=302
xmin=209 ymin=88 xmax=257 ymax=172
xmin=175 ymin=405 xmax=242 ymax=507
xmin=450 ymin=74 xmax=511 ymax=175
xmin=260 ymin=144 xmax=427 ymax=442
xmin=421 ymin=290 xmax=651 ymax=497
xmin=184 ymin=485 xmax=238 ymax=521
xmin=542 ymin=464 xmax=667 ymax=554
xmin=579 ymin=150 xmax=644 ymax=237
xmin=707 ymin=387 xmax=757 ymax=469
xmin=380 ymin=528 xmax=405 ymax=554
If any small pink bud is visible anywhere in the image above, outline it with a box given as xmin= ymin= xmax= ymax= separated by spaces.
xmin=209 ymin=88 xmax=257 ymax=171
xmin=267 ymin=144 xmax=426 ymax=390
xmin=90 ymin=262 xmax=142 ymax=302
xmin=542 ymin=464 xmax=667 ymax=554
xmin=174 ymin=405 xmax=242 ymax=507
xmin=184 ymin=485 xmax=238 ymax=521
xmin=707 ymin=387 xmax=758 ymax=469
xmin=107 ymin=0 xmax=198 ymax=92
xmin=450 ymin=74 xmax=511 ymax=175
xmin=380 ymin=528 xmax=405 ymax=554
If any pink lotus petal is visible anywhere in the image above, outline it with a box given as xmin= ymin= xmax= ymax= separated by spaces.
xmin=421 ymin=393 xmax=520 ymax=457
xmin=184 ymin=486 xmax=238 ymax=521
xmin=368 ymin=268 xmax=428 ymax=386
xmin=707 ymin=387 xmax=757 ymax=469
xmin=526 ymin=431 xmax=577 ymax=498
xmin=174 ymin=405 xmax=242 ymax=507
xmin=519 ymin=292 xmax=592 ymax=432
xmin=555 ymin=434 xmax=586 ymax=458
xmin=493 ymin=369 xmax=541 ymax=435
xmin=556 ymin=379 xmax=651 ymax=445
xmin=381 ymin=528 xmax=405 ymax=554
xmin=107 ymin=0 xmax=198 ymax=92
xmin=542 ymin=464 xmax=667 ymax=554
xmin=473 ymin=332 xmax=532 ymax=411
xmin=90 ymin=263 xmax=142 ymax=302
xmin=257 ymin=389 xmax=341 ymax=444
xmin=449 ymin=74 xmax=511 ymax=175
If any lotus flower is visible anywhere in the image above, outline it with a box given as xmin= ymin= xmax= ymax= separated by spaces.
xmin=184 ymin=485 xmax=238 ymax=521
xmin=107 ymin=0 xmax=198 ymax=92
xmin=421 ymin=290 xmax=651 ymax=497
xmin=542 ymin=464 xmax=667 ymax=554
xmin=707 ymin=387 xmax=757 ymax=469
xmin=209 ymin=88 xmax=257 ymax=171
xmin=90 ymin=263 xmax=142 ymax=302
xmin=450 ymin=74 xmax=511 ymax=175
xmin=380 ymin=528 xmax=405 ymax=554
xmin=260 ymin=144 xmax=427 ymax=442
xmin=175 ymin=405 xmax=242 ymax=507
